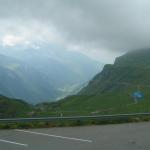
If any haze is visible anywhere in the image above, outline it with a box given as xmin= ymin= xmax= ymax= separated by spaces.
xmin=0 ymin=0 xmax=150 ymax=63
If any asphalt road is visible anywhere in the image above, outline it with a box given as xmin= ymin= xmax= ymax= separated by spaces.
xmin=0 ymin=122 xmax=150 ymax=150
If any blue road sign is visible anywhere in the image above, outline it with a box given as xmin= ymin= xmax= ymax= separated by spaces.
xmin=132 ymin=91 xmax=144 ymax=103
xmin=132 ymin=91 xmax=144 ymax=99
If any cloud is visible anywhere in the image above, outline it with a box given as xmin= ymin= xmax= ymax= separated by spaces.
xmin=0 ymin=19 xmax=63 ymax=47
xmin=0 ymin=0 xmax=150 ymax=63
xmin=2 ymin=35 xmax=24 ymax=46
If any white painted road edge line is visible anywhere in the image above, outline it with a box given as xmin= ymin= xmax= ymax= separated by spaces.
xmin=15 ymin=129 xmax=93 ymax=143
xmin=0 ymin=139 xmax=28 ymax=147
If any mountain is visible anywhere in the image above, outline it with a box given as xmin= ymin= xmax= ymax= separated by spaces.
xmin=40 ymin=49 xmax=150 ymax=116
xmin=0 ymin=45 xmax=102 ymax=103
xmin=80 ymin=49 xmax=150 ymax=95
xmin=0 ymin=95 xmax=32 ymax=118
xmin=1 ymin=49 xmax=150 ymax=118
xmin=0 ymin=54 xmax=59 ymax=103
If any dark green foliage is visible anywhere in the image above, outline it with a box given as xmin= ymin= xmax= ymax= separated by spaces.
xmin=0 ymin=95 xmax=33 ymax=118
xmin=80 ymin=49 xmax=150 ymax=95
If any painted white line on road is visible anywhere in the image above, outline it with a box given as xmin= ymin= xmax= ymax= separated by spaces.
xmin=16 ymin=129 xmax=93 ymax=143
xmin=0 ymin=139 xmax=28 ymax=147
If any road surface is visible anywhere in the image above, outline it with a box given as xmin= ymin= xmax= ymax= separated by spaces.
xmin=0 ymin=122 xmax=150 ymax=150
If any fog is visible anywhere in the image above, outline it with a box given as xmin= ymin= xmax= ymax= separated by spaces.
xmin=0 ymin=0 xmax=150 ymax=63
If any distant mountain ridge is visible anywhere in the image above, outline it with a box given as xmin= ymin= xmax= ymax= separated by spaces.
xmin=0 ymin=54 xmax=59 ymax=103
xmin=1 ymin=49 xmax=150 ymax=117
xmin=0 ymin=46 xmax=102 ymax=103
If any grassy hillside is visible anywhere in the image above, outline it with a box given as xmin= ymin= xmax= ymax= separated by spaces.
xmin=36 ymin=49 xmax=150 ymax=116
xmin=80 ymin=49 xmax=150 ymax=95
xmin=0 ymin=95 xmax=33 ymax=118
xmin=36 ymin=89 xmax=150 ymax=116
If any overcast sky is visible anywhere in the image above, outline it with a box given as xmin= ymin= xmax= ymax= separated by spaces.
xmin=0 ymin=0 xmax=150 ymax=63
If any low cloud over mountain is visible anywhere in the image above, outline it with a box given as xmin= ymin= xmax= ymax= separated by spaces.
xmin=0 ymin=0 xmax=150 ymax=62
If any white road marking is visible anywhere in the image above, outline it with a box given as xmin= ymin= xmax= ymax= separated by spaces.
xmin=16 ymin=129 xmax=93 ymax=143
xmin=0 ymin=139 xmax=28 ymax=147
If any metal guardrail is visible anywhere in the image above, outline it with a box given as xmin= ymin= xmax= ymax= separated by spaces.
xmin=0 ymin=113 xmax=150 ymax=123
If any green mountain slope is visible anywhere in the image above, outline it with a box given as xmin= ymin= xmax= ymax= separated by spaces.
xmin=39 ymin=49 xmax=150 ymax=116
xmin=80 ymin=49 xmax=150 ymax=95
xmin=0 ymin=95 xmax=32 ymax=118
